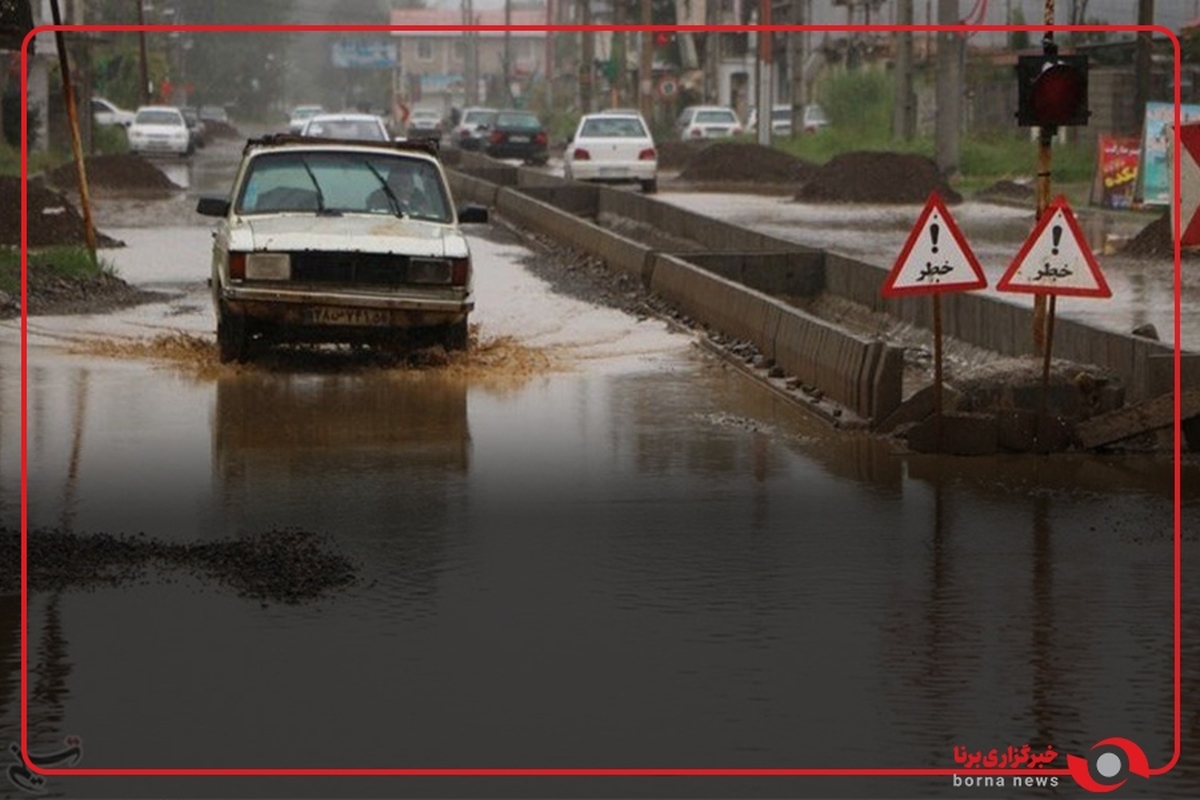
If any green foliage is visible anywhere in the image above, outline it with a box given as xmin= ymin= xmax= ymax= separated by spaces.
xmin=0 ymin=246 xmax=116 ymax=295
xmin=0 ymin=139 xmax=67 ymax=177
xmin=818 ymin=67 xmax=893 ymax=135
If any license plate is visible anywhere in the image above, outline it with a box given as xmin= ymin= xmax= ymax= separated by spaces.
xmin=599 ymin=167 xmax=626 ymax=177
xmin=303 ymin=306 xmax=390 ymax=326
xmin=510 ymin=135 xmax=529 ymax=143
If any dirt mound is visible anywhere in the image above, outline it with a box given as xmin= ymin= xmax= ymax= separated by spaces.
xmin=655 ymin=140 xmax=706 ymax=170
xmin=0 ymin=176 xmax=123 ymax=248
xmin=678 ymin=141 xmax=819 ymax=184
xmin=1121 ymin=212 xmax=1175 ymax=259
xmin=794 ymin=151 xmax=962 ymax=204
xmin=204 ymin=120 xmax=240 ymax=139
xmin=46 ymin=153 xmax=181 ymax=191
xmin=976 ymin=179 xmax=1035 ymax=203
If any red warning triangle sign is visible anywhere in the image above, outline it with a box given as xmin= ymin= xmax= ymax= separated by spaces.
xmin=882 ymin=193 xmax=987 ymax=297
xmin=997 ymin=196 xmax=1111 ymax=297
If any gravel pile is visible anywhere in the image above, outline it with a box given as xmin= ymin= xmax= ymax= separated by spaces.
xmin=794 ymin=151 xmax=962 ymax=204
xmin=975 ymin=179 xmax=1035 ymax=204
xmin=1 ymin=527 xmax=358 ymax=604
xmin=655 ymin=140 xmax=707 ymax=170
xmin=0 ymin=176 xmax=123 ymax=248
xmin=1121 ymin=212 xmax=1175 ymax=259
xmin=678 ymin=141 xmax=819 ymax=184
xmin=0 ymin=261 xmax=159 ymax=319
xmin=46 ymin=153 xmax=181 ymax=191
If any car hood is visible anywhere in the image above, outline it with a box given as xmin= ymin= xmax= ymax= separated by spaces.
xmin=232 ymin=215 xmax=468 ymax=258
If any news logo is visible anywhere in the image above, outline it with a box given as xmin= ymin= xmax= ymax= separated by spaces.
xmin=1065 ymin=737 xmax=1150 ymax=793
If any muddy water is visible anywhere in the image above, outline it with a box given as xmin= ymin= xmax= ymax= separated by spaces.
xmin=0 ymin=153 xmax=1196 ymax=798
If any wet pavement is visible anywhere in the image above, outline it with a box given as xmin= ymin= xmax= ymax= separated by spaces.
xmin=0 ymin=142 xmax=1196 ymax=798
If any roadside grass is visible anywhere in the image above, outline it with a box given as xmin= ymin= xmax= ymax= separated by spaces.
xmin=0 ymin=246 xmax=115 ymax=296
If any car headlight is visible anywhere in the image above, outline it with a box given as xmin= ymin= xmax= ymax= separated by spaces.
xmin=408 ymin=258 xmax=453 ymax=284
xmin=246 ymin=252 xmax=291 ymax=280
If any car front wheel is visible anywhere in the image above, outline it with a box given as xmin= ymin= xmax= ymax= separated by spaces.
xmin=216 ymin=303 xmax=248 ymax=363
xmin=440 ymin=319 xmax=469 ymax=352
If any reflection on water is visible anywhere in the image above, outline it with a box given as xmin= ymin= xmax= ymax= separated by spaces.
xmin=0 ymin=344 xmax=1195 ymax=795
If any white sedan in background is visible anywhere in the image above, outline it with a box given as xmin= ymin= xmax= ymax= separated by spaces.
xmin=127 ymin=105 xmax=192 ymax=157
xmin=564 ymin=111 xmax=658 ymax=194
xmin=300 ymin=112 xmax=392 ymax=142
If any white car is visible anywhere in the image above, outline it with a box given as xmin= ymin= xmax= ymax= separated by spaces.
xmin=300 ymin=112 xmax=391 ymax=142
xmin=92 ymin=97 xmax=135 ymax=128
xmin=745 ymin=104 xmax=796 ymax=137
xmin=564 ymin=112 xmax=658 ymax=194
xmin=453 ymin=106 xmax=497 ymax=151
xmin=405 ymin=108 xmax=444 ymax=142
xmin=195 ymin=138 xmax=490 ymax=362
xmin=287 ymin=104 xmax=324 ymax=134
xmin=126 ymin=105 xmax=192 ymax=157
xmin=674 ymin=105 xmax=742 ymax=141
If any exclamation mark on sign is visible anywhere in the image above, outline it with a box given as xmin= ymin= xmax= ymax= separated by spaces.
xmin=930 ymin=222 xmax=940 ymax=253
xmin=1051 ymin=225 xmax=1062 ymax=255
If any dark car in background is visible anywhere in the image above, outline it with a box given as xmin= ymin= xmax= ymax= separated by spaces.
xmin=180 ymin=106 xmax=208 ymax=149
xmin=483 ymin=110 xmax=548 ymax=165
xmin=453 ymin=107 xmax=496 ymax=151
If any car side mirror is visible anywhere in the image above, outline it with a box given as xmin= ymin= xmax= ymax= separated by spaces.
xmin=196 ymin=196 xmax=231 ymax=217
xmin=457 ymin=205 xmax=489 ymax=224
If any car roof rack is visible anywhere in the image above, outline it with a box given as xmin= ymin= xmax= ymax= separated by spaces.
xmin=242 ymin=133 xmax=441 ymax=159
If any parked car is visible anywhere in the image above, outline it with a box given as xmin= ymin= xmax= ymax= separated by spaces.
xmin=564 ymin=111 xmax=657 ymax=193
xmin=195 ymin=138 xmax=490 ymax=363
xmin=92 ymin=97 xmax=135 ymax=128
xmin=287 ymin=104 xmax=324 ymax=134
xmin=180 ymin=106 xmax=208 ymax=148
xmin=300 ymin=112 xmax=391 ymax=142
xmin=802 ymin=103 xmax=830 ymax=133
xmin=674 ymin=105 xmax=742 ymax=141
xmin=405 ymin=108 xmax=444 ymax=142
xmin=126 ymin=105 xmax=192 ymax=157
xmin=483 ymin=109 xmax=549 ymax=165
xmin=453 ymin=106 xmax=497 ymax=151
xmin=745 ymin=104 xmax=796 ymax=137
xmin=199 ymin=105 xmax=231 ymax=125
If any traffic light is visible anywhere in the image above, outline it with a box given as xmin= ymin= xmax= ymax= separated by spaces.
xmin=1016 ymin=53 xmax=1090 ymax=127
xmin=654 ymin=31 xmax=672 ymax=48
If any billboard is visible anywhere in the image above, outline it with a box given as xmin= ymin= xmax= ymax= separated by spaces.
xmin=331 ymin=40 xmax=397 ymax=69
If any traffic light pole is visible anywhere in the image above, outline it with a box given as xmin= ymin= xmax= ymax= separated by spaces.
xmin=1034 ymin=5 xmax=1056 ymax=449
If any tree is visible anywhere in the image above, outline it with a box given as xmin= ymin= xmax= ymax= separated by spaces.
xmin=1009 ymin=7 xmax=1030 ymax=52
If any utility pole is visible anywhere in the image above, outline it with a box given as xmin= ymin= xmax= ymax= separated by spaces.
xmin=789 ymin=0 xmax=805 ymax=135
xmin=580 ymin=0 xmax=593 ymax=113
xmin=640 ymin=0 xmax=653 ymax=121
xmin=704 ymin=0 xmax=719 ymax=104
xmin=135 ymin=0 xmax=150 ymax=105
xmin=1134 ymin=0 xmax=1154 ymax=134
xmin=546 ymin=0 xmax=554 ymax=111
xmin=49 ymin=0 xmax=97 ymax=264
xmin=893 ymin=0 xmax=915 ymax=139
xmin=934 ymin=0 xmax=960 ymax=177
xmin=757 ymin=0 xmax=772 ymax=145
xmin=504 ymin=0 xmax=512 ymax=104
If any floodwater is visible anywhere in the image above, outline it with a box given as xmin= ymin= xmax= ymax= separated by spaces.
xmin=0 ymin=144 xmax=1196 ymax=798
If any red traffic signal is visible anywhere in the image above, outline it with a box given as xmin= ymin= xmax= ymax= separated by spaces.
xmin=1016 ymin=54 xmax=1089 ymax=127
xmin=654 ymin=31 xmax=672 ymax=47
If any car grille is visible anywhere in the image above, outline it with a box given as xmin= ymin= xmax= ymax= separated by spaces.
xmin=289 ymin=252 xmax=415 ymax=287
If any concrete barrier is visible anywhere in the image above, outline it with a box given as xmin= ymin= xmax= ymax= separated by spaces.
xmin=685 ymin=252 xmax=825 ymax=298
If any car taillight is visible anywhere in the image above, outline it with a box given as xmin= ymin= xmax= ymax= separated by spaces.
xmin=450 ymin=258 xmax=470 ymax=286
xmin=689 ymin=128 xmax=702 ymax=138
xmin=229 ymin=252 xmax=246 ymax=281
xmin=732 ymin=125 xmax=742 ymax=134
xmin=638 ymin=148 xmax=656 ymax=160
xmin=489 ymin=130 xmax=504 ymax=144
xmin=534 ymin=131 xmax=547 ymax=145
xmin=573 ymin=148 xmax=591 ymax=160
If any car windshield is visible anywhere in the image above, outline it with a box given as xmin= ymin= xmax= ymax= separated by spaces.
xmin=772 ymin=108 xmax=792 ymax=121
xmin=236 ymin=151 xmax=452 ymax=223
xmin=463 ymin=110 xmax=494 ymax=125
xmin=291 ymin=107 xmax=321 ymax=120
xmin=412 ymin=111 xmax=440 ymax=120
xmin=580 ymin=117 xmax=647 ymax=138
xmin=695 ymin=110 xmax=737 ymax=124
xmin=496 ymin=112 xmax=541 ymax=130
xmin=303 ymin=119 xmax=386 ymax=141
xmin=201 ymin=106 xmax=227 ymax=120
xmin=135 ymin=110 xmax=182 ymax=125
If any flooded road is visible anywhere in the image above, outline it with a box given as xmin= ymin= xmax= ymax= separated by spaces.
xmin=0 ymin=143 xmax=1196 ymax=798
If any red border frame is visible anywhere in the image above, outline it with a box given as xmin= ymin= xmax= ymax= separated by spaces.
xmin=19 ymin=21 xmax=1182 ymax=785
xmin=882 ymin=191 xmax=988 ymax=296
xmin=996 ymin=195 xmax=1113 ymax=296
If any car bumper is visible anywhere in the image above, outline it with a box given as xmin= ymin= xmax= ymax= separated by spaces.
xmin=485 ymin=143 xmax=547 ymax=160
xmin=221 ymin=284 xmax=473 ymax=330
xmin=130 ymin=140 xmax=190 ymax=155
xmin=569 ymin=161 xmax=656 ymax=182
